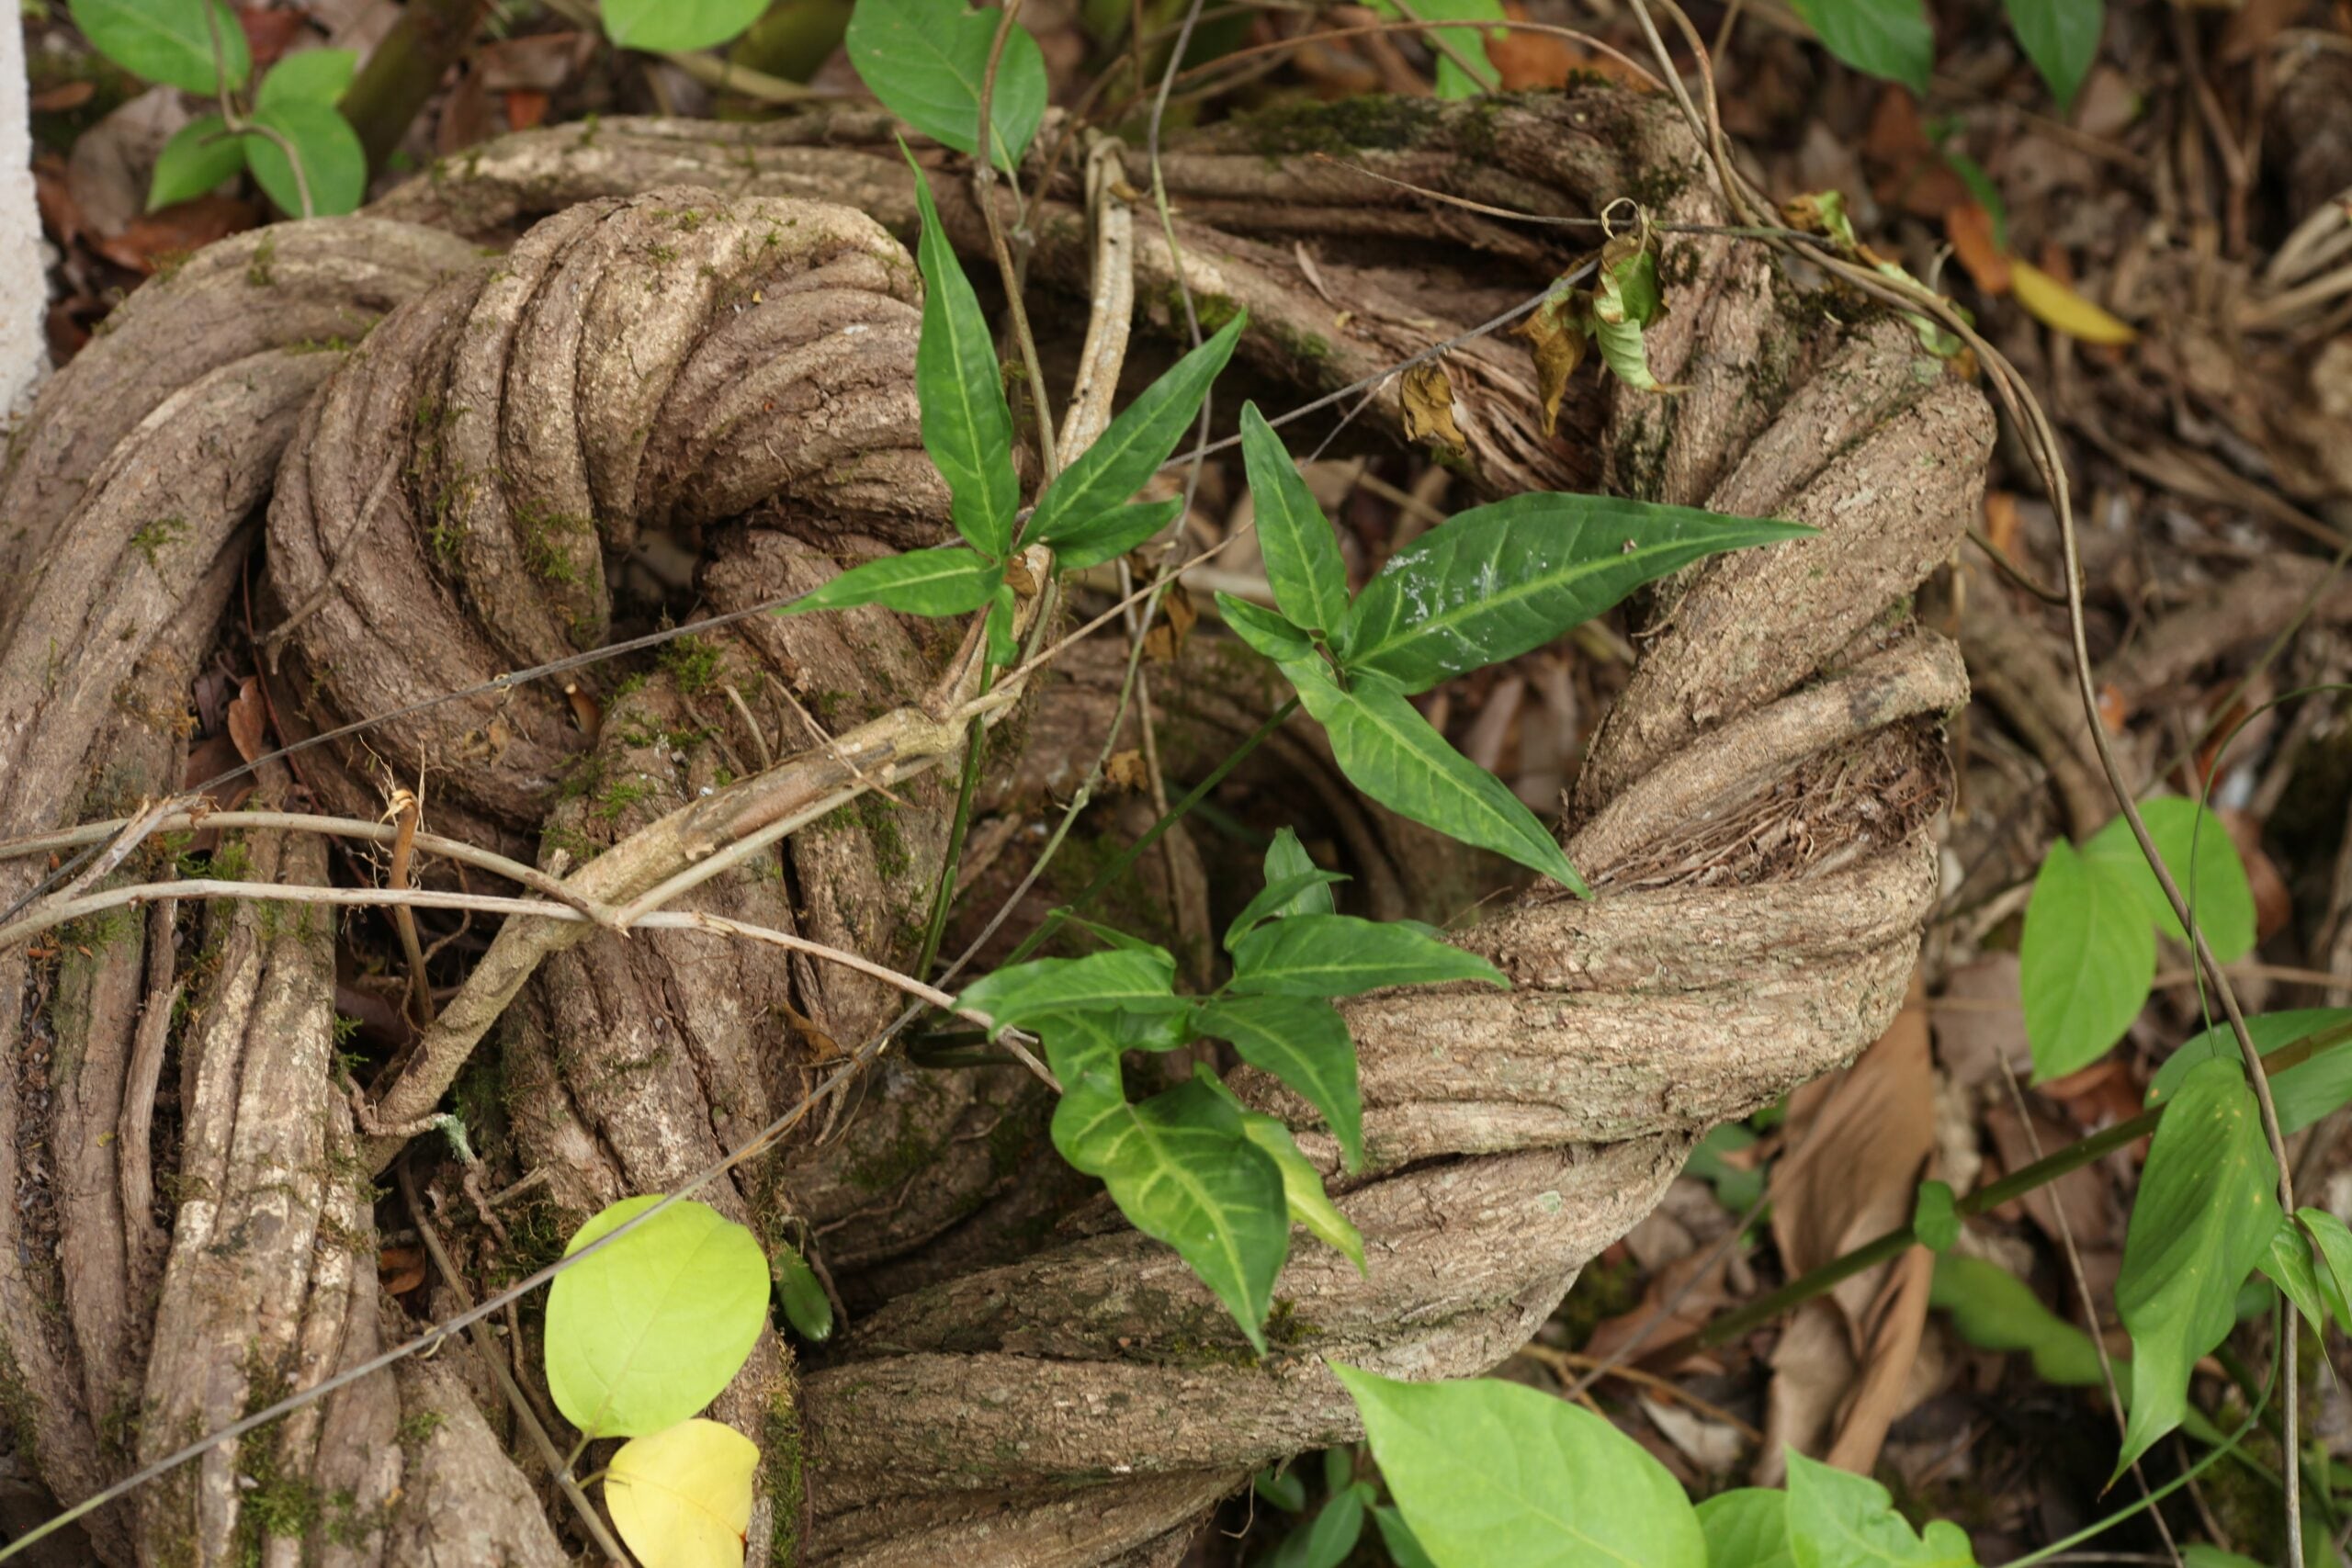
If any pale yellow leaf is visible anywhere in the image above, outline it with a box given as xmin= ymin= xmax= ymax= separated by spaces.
xmin=605 ymin=1418 xmax=760 ymax=1568
xmin=2008 ymin=260 xmax=2137 ymax=346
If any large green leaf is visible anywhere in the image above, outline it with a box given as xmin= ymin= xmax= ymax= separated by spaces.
xmin=1787 ymin=0 xmax=1933 ymax=95
xmin=604 ymin=0 xmax=770 ymax=53
xmin=2003 ymin=0 xmax=2102 ymax=107
xmin=1928 ymin=1254 xmax=2107 ymax=1387
xmin=781 ymin=545 xmax=1001 ymax=618
xmin=2257 ymin=1213 xmax=2329 ymax=1338
xmin=1332 ymin=1365 xmax=1708 ymax=1567
xmin=1045 ymin=1019 xmax=1288 ymax=1349
xmin=1196 ymin=994 xmax=1364 ymax=1171
xmin=1236 ymin=1111 xmax=1365 ymax=1272
xmin=845 ymin=0 xmax=1048 ymax=169
xmin=906 ymin=157 xmax=1019 ymax=560
xmin=543 ymin=1197 xmax=773 ymax=1438
xmin=254 ymin=47 xmax=357 ymax=107
xmin=1043 ymin=498 xmax=1182 ymax=571
xmin=1283 ymin=659 xmax=1589 ymax=894
xmin=70 ymin=0 xmax=248 ymax=96
xmin=1784 ymin=1451 xmax=1975 ymax=1566
xmin=1240 ymin=402 xmax=1351 ymax=640
xmin=2300 ymin=1208 xmax=2352 ymax=1334
xmin=1696 ymin=1491 xmax=1795 ymax=1568
xmin=1219 ymin=593 xmax=1318 ymax=666
xmin=2144 ymin=1009 xmax=2352 ymax=1134
xmin=1225 ymin=872 xmax=1351 ymax=952
xmin=2019 ymin=838 xmax=2154 ymax=1080
xmin=1342 ymin=494 xmax=1808 ymax=694
xmin=148 ymin=116 xmax=246 ymax=211
xmin=1365 ymin=0 xmax=1503 ymax=96
xmin=956 ymin=946 xmax=1182 ymax=1037
xmin=1228 ymin=910 xmax=1503 ymax=998
xmin=1262 ymin=829 xmax=1338 ymax=918
xmin=2113 ymin=1057 xmax=2279 ymax=1473
xmin=1026 ymin=314 xmax=1245 ymax=546
xmin=2082 ymin=797 xmax=2256 ymax=960
xmin=246 ymin=98 xmax=368 ymax=217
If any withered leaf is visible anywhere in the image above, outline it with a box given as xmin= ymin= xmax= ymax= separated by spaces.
xmin=1105 ymin=750 xmax=1149 ymax=792
xmin=1400 ymin=359 xmax=1469 ymax=451
xmin=1141 ymin=581 xmax=1197 ymax=662
xmin=1512 ymin=294 xmax=1589 ymax=438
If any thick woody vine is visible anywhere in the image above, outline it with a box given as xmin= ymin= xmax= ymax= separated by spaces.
xmin=0 ymin=2 xmax=2313 ymax=1565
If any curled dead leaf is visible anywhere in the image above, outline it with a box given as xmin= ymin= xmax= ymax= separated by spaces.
xmin=1943 ymin=202 xmax=2012 ymax=295
xmin=225 ymin=678 xmax=269 ymax=762
xmin=1512 ymin=293 xmax=1589 ymax=438
xmin=1105 ymin=750 xmax=1149 ymax=793
xmin=1141 ymin=582 xmax=1198 ymax=662
xmin=1400 ymin=359 xmax=1469 ymax=451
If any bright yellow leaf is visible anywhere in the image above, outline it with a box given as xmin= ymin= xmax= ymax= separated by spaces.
xmin=2008 ymin=260 xmax=2138 ymax=346
xmin=605 ymin=1418 xmax=759 ymax=1568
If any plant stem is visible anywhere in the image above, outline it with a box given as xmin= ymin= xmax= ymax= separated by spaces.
xmin=338 ymin=0 xmax=491 ymax=171
xmin=915 ymin=711 xmax=989 ymax=982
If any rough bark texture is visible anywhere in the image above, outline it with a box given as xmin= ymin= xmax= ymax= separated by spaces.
xmin=0 ymin=86 xmax=1988 ymax=1566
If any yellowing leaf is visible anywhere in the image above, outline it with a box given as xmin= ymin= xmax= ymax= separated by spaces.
xmin=2008 ymin=259 xmax=2137 ymax=345
xmin=605 ymin=1418 xmax=760 ymax=1568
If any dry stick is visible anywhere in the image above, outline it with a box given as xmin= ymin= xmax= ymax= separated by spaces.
xmin=1997 ymin=1058 xmax=2185 ymax=1567
xmin=395 ymin=1160 xmax=628 ymax=1565
xmin=384 ymin=789 xmax=435 ymax=1028
xmin=1630 ymin=1 xmax=2303 ymax=1551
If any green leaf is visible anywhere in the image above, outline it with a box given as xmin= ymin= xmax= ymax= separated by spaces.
xmin=2003 ymin=0 xmax=2102 ymax=107
xmin=1697 ymin=1490 xmax=1796 ymax=1568
xmin=905 ymin=155 xmax=1019 ymax=560
xmin=148 ymin=116 xmax=246 ymax=211
xmin=1911 ymin=1179 xmax=1960 ymax=1252
xmin=2145 ymin=1009 xmax=2352 ymax=1135
xmin=1373 ymin=1505 xmax=1443 ymax=1568
xmin=1269 ymin=1483 xmax=1368 ymax=1568
xmin=1689 ymin=1123 xmax=1767 ymax=1215
xmin=2019 ymin=839 xmax=2155 ymax=1080
xmin=1594 ymin=238 xmax=1665 ymax=328
xmin=1365 ymin=0 xmax=1504 ymax=96
xmin=1224 ymin=871 xmax=1351 ymax=951
xmin=775 ymin=1242 xmax=834 ymax=1343
xmin=1784 ymin=1450 xmax=1975 ymax=1566
xmin=604 ymin=1418 xmax=761 ymax=1568
xmin=2256 ymin=1213 xmax=2328 ymax=1339
xmin=1036 ymin=498 xmax=1182 ymax=571
xmin=1342 ymin=493 xmax=1809 ymax=694
xmin=1026 ymin=314 xmax=1245 ymax=546
xmin=604 ymin=0 xmax=771 ymax=53
xmin=69 ymin=0 xmax=248 ymax=96
xmin=1263 ymin=829 xmax=1338 ymax=917
xmin=1787 ymin=0 xmax=1933 ymax=95
xmin=780 ymin=546 xmax=1001 ymax=618
xmin=956 ymin=947 xmax=1181 ymax=1037
xmin=1332 ymin=1364 xmax=1708 ymax=1567
xmin=2082 ymin=797 xmax=2256 ymax=961
xmin=1219 ymin=593 xmax=1317 ymax=666
xmin=1928 ymin=1254 xmax=2109 ymax=1387
xmin=1589 ymin=311 xmax=1662 ymax=393
xmin=2299 ymin=1208 xmax=2352 ymax=1335
xmin=1045 ymin=1017 xmax=1288 ymax=1349
xmin=1240 ymin=402 xmax=1351 ymax=640
xmin=1196 ymin=994 xmax=1364 ymax=1171
xmin=246 ymin=100 xmax=368 ymax=217
xmin=1236 ymin=1109 xmax=1366 ymax=1271
xmin=1257 ymin=1466 xmax=1309 ymax=1512
xmin=1229 ymin=912 xmax=1503 ymax=999
xmin=254 ymin=48 xmax=357 ymax=108
xmin=846 ymin=0 xmax=1048 ymax=169
xmin=2113 ymin=1057 xmax=2280 ymax=1474
xmin=543 ymin=1196 xmax=773 ymax=1438
xmin=1283 ymin=659 xmax=1589 ymax=893
xmin=2181 ymin=1550 xmax=2271 ymax=1568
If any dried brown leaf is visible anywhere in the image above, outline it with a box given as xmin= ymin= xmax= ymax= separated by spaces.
xmin=1512 ymin=296 xmax=1588 ymax=439
xmin=1401 ymin=359 xmax=1469 ymax=451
